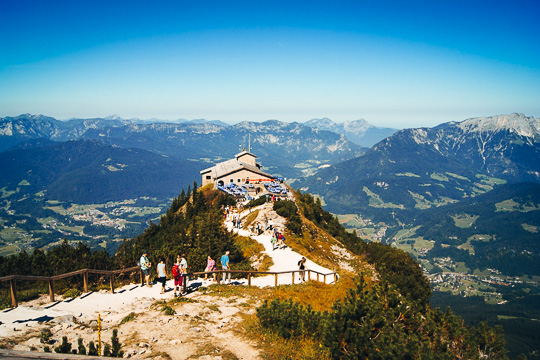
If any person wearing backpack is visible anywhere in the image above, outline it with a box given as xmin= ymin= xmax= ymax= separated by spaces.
xmin=298 ymin=257 xmax=307 ymax=282
xmin=172 ymin=257 xmax=182 ymax=296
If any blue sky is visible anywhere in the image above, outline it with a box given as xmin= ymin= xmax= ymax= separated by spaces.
xmin=1 ymin=1 xmax=539 ymax=128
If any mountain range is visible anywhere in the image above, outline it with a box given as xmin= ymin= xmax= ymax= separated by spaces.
xmin=300 ymin=113 xmax=540 ymax=218
xmin=1 ymin=112 xmax=540 ymax=358
xmin=0 ymin=114 xmax=371 ymax=181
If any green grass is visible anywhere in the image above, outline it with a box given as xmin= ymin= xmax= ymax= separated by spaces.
xmin=0 ymin=187 xmax=16 ymax=198
xmin=452 ymin=214 xmax=479 ymax=228
xmin=522 ymin=223 xmax=539 ymax=233
xmin=396 ymin=172 xmax=421 ymax=178
xmin=126 ymin=207 xmax=162 ymax=218
xmin=430 ymin=173 xmax=449 ymax=182
xmin=468 ymin=234 xmax=492 ymax=242
xmin=0 ymin=244 xmax=19 ymax=256
xmin=362 ymin=186 xmax=404 ymax=209
xmin=408 ymin=191 xmax=432 ymax=209
xmin=496 ymin=199 xmax=539 ymax=212
xmin=454 ymin=262 xmax=470 ymax=273
xmin=44 ymin=205 xmax=67 ymax=215
xmin=457 ymin=240 xmax=475 ymax=255
xmin=476 ymin=174 xmax=506 ymax=186
xmin=120 ymin=312 xmax=138 ymax=324
xmin=57 ymin=225 xmax=85 ymax=234
xmin=445 ymin=172 xmax=470 ymax=181
xmin=0 ymin=227 xmax=25 ymax=242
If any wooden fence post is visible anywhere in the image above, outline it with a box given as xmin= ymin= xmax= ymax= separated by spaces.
xmin=83 ymin=271 xmax=89 ymax=293
xmin=109 ymin=274 xmax=115 ymax=293
xmin=216 ymin=271 xmax=221 ymax=284
xmin=10 ymin=279 xmax=17 ymax=308
xmin=317 ymin=273 xmax=319 ymax=282
xmin=308 ymin=270 xmax=311 ymax=281
xmin=48 ymin=280 xmax=54 ymax=302
xmin=182 ymin=274 xmax=187 ymax=293
xmin=248 ymin=273 xmax=251 ymax=286
xmin=291 ymin=272 xmax=295 ymax=284
xmin=274 ymin=274 xmax=278 ymax=287
xmin=140 ymin=268 xmax=144 ymax=286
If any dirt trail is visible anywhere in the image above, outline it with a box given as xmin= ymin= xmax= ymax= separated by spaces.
xmin=0 ymin=202 xmax=336 ymax=359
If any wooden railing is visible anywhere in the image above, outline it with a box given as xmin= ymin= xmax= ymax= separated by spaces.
xmin=0 ymin=267 xmax=337 ymax=308
xmin=0 ymin=266 xmax=142 ymax=308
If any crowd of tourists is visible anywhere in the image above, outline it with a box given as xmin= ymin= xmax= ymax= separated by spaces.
xmin=216 ymin=178 xmax=291 ymax=202
xmin=138 ymin=250 xmax=233 ymax=296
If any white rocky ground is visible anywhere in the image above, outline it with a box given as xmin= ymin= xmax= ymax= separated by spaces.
xmin=0 ymin=202 xmax=335 ymax=359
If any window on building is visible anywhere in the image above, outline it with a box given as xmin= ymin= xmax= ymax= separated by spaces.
xmin=206 ymin=175 xmax=211 ymax=180
xmin=237 ymin=179 xmax=241 ymax=183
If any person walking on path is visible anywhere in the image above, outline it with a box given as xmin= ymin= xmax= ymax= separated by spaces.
xmin=270 ymin=235 xmax=276 ymax=251
xmin=221 ymin=251 xmax=231 ymax=284
xmin=172 ymin=257 xmax=182 ymax=296
xmin=139 ymin=251 xmax=152 ymax=287
xmin=298 ymin=257 xmax=307 ymax=282
xmin=157 ymin=259 xmax=167 ymax=294
xmin=204 ymin=256 xmax=216 ymax=281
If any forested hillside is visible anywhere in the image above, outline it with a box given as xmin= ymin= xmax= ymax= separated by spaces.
xmin=0 ymin=186 xmax=510 ymax=358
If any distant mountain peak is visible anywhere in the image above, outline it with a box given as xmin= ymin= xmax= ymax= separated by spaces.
xmin=304 ymin=117 xmax=397 ymax=147
xmin=104 ymin=114 xmax=124 ymax=121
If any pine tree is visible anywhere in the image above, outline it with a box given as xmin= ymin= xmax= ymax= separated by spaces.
xmin=103 ymin=343 xmax=111 ymax=357
xmin=88 ymin=341 xmax=98 ymax=356
xmin=54 ymin=336 xmax=71 ymax=354
xmin=77 ymin=338 xmax=86 ymax=355
xmin=111 ymin=328 xmax=123 ymax=357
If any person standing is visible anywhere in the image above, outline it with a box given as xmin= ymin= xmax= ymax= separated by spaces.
xmin=298 ymin=257 xmax=307 ymax=282
xmin=220 ymin=251 xmax=231 ymax=284
xmin=172 ymin=257 xmax=182 ymax=296
xmin=157 ymin=258 xmax=166 ymax=294
xmin=270 ymin=235 xmax=276 ymax=251
xmin=180 ymin=254 xmax=188 ymax=292
xmin=139 ymin=251 xmax=152 ymax=287
xmin=204 ymin=255 xmax=216 ymax=281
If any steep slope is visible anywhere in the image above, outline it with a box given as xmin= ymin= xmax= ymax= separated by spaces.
xmin=407 ymin=182 xmax=540 ymax=276
xmin=0 ymin=140 xmax=201 ymax=203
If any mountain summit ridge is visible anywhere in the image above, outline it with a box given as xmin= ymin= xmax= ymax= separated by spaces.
xmin=435 ymin=113 xmax=540 ymax=138
xmin=300 ymin=112 xmax=540 ymax=217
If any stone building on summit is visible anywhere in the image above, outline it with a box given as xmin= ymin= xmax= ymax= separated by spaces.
xmin=200 ymin=150 xmax=274 ymax=188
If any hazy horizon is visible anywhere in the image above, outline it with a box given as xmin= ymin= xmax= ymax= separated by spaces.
xmin=3 ymin=111 xmax=539 ymax=130
xmin=1 ymin=1 xmax=539 ymax=129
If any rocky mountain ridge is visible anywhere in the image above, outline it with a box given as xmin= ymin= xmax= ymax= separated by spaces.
xmin=305 ymin=117 xmax=398 ymax=147
xmin=300 ymin=113 xmax=540 ymax=217
xmin=0 ymin=114 xmax=368 ymax=180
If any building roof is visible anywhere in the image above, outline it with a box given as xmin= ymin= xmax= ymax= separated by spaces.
xmin=235 ymin=150 xmax=257 ymax=159
xmin=200 ymin=158 xmax=273 ymax=179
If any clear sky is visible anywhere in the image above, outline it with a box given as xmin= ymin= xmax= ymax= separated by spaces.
xmin=1 ymin=0 xmax=539 ymax=128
